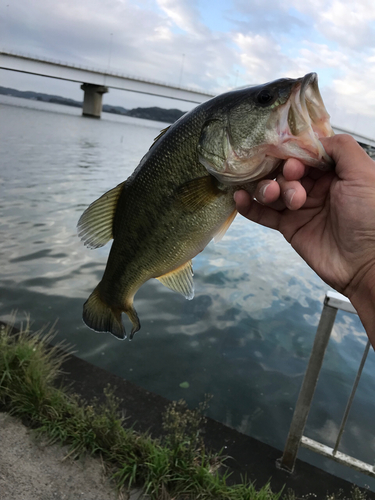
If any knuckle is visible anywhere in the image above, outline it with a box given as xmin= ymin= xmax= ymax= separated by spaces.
xmin=335 ymin=133 xmax=356 ymax=148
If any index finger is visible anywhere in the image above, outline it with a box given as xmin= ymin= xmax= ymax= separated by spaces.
xmin=284 ymin=158 xmax=329 ymax=182
xmin=283 ymin=158 xmax=308 ymax=181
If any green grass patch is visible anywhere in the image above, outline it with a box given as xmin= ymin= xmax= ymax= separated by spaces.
xmin=0 ymin=319 xmax=368 ymax=500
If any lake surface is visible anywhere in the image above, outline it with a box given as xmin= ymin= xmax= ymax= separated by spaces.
xmin=1 ymin=94 xmax=374 ymax=490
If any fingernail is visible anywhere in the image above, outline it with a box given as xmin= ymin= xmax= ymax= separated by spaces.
xmin=260 ymin=184 xmax=269 ymax=200
xmin=285 ymin=188 xmax=296 ymax=206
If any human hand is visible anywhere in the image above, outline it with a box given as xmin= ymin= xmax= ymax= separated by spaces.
xmin=234 ymin=135 xmax=375 ymax=345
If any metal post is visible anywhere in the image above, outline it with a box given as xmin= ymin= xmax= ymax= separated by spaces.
xmin=278 ymin=298 xmax=338 ymax=472
xmin=333 ymin=340 xmax=371 ymax=455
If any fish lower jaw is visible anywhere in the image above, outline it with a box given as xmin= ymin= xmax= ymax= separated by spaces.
xmin=273 ymin=137 xmax=333 ymax=170
xmin=207 ymin=157 xmax=282 ymax=185
xmin=312 ymin=119 xmax=335 ymax=139
xmin=272 ymin=118 xmax=334 ymax=170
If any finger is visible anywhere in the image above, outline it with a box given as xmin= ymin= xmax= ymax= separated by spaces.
xmin=304 ymin=171 xmax=335 ymax=207
xmin=254 ymin=180 xmax=280 ymax=204
xmin=254 ymin=180 xmax=291 ymax=211
xmin=284 ymin=157 xmax=329 ymax=183
xmin=276 ymin=174 xmax=307 ymax=210
xmin=234 ymin=190 xmax=283 ymax=231
xmin=283 ymin=158 xmax=308 ymax=181
xmin=300 ymin=175 xmax=315 ymax=195
xmin=320 ymin=134 xmax=374 ymax=179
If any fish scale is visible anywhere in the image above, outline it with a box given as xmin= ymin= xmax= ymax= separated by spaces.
xmin=78 ymin=72 xmax=334 ymax=340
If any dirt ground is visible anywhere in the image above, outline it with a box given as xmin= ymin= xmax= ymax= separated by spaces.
xmin=0 ymin=412 xmax=144 ymax=500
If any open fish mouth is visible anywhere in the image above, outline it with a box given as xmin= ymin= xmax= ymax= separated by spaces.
xmin=280 ymin=72 xmax=335 ymax=169
xmin=198 ymin=72 xmax=335 ymax=186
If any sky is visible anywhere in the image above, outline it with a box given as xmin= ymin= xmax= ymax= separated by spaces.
xmin=1 ymin=0 xmax=375 ymax=138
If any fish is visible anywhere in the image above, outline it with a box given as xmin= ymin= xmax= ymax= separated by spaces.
xmin=78 ymin=72 xmax=334 ymax=340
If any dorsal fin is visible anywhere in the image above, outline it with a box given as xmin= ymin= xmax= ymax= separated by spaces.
xmin=213 ymin=209 xmax=237 ymax=243
xmin=77 ymin=181 xmax=126 ymax=249
xmin=156 ymin=260 xmax=194 ymax=300
xmin=150 ymin=126 xmax=171 ymax=149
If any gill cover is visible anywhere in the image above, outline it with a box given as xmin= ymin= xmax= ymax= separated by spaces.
xmin=197 ymin=117 xmax=280 ymax=185
xmin=197 ymin=73 xmax=334 ymax=185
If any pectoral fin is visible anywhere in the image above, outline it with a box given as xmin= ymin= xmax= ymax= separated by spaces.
xmin=77 ymin=182 xmax=125 ymax=249
xmin=176 ymin=176 xmax=221 ymax=212
xmin=156 ymin=260 xmax=194 ymax=300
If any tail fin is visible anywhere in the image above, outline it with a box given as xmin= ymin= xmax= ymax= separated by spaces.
xmin=82 ymin=286 xmax=141 ymax=340
xmin=83 ymin=286 xmax=125 ymax=339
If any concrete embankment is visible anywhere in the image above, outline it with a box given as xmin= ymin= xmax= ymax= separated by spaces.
xmin=60 ymin=352 xmax=375 ymax=498
xmin=1 ymin=328 xmax=374 ymax=499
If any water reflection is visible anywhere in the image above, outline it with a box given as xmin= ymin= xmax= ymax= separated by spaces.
xmin=0 ymin=95 xmax=374 ymax=490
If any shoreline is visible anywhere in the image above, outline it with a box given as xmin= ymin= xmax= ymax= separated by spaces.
xmin=1 ymin=320 xmax=374 ymax=498
xmin=58 ymin=345 xmax=375 ymax=497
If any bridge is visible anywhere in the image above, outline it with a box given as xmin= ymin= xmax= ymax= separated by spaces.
xmin=1 ymin=50 xmax=375 ymax=149
xmin=0 ymin=50 xmax=215 ymax=118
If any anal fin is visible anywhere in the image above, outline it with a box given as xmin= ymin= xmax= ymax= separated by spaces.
xmin=156 ymin=260 xmax=194 ymax=300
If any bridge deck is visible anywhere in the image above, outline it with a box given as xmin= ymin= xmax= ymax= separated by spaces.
xmin=0 ymin=50 xmax=215 ymax=104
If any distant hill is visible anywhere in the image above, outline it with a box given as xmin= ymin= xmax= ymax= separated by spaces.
xmin=126 ymin=107 xmax=185 ymax=123
xmin=0 ymin=87 xmax=82 ymax=108
xmin=0 ymin=86 xmax=186 ymax=124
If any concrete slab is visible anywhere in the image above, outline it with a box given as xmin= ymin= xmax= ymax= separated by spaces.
xmin=60 ymin=353 xmax=375 ymax=499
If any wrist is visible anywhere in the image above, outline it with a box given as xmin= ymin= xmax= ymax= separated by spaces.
xmin=345 ymin=265 xmax=375 ymax=349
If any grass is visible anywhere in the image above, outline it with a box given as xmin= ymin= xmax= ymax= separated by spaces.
xmin=0 ymin=319 xmax=369 ymax=500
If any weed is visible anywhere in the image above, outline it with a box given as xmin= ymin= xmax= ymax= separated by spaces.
xmin=0 ymin=318 xmax=369 ymax=500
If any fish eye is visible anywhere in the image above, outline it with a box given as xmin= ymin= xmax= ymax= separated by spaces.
xmin=256 ymin=90 xmax=274 ymax=105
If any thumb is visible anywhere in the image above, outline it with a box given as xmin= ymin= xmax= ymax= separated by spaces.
xmin=320 ymin=134 xmax=372 ymax=180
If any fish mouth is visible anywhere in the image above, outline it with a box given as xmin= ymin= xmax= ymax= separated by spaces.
xmin=199 ymin=73 xmax=334 ymax=186
xmin=280 ymin=72 xmax=335 ymax=169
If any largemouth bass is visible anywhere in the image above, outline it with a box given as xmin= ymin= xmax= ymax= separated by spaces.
xmin=78 ymin=73 xmax=334 ymax=340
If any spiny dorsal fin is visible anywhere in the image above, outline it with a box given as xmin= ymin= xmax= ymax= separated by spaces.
xmin=150 ymin=126 xmax=171 ymax=149
xmin=156 ymin=260 xmax=194 ymax=300
xmin=214 ymin=209 xmax=237 ymax=243
xmin=77 ymin=181 xmax=126 ymax=249
xmin=176 ymin=176 xmax=221 ymax=212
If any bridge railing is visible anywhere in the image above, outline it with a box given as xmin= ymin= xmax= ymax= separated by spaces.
xmin=278 ymin=291 xmax=375 ymax=478
xmin=0 ymin=48 xmax=215 ymax=96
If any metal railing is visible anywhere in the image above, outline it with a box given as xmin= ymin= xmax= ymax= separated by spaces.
xmin=0 ymin=49 xmax=215 ymax=96
xmin=278 ymin=291 xmax=374 ymax=477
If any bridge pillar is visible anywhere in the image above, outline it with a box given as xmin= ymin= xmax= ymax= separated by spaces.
xmin=80 ymin=83 xmax=108 ymax=118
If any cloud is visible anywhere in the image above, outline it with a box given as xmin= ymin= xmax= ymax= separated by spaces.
xmin=229 ymin=0 xmax=375 ymax=55
xmin=156 ymin=0 xmax=206 ymax=37
xmin=331 ymin=55 xmax=375 ymax=117
xmin=2 ymin=0 xmax=375 ymax=137
xmin=290 ymin=0 xmax=375 ymax=50
xmin=234 ymin=33 xmax=290 ymax=82
xmin=231 ymin=0 xmax=307 ymax=35
xmin=319 ymin=1 xmax=374 ymax=48
xmin=3 ymin=0 xmax=240 ymax=93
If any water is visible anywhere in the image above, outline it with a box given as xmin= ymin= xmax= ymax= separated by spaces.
xmin=1 ymin=95 xmax=374 ymax=490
